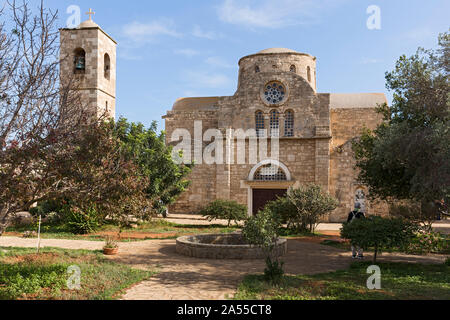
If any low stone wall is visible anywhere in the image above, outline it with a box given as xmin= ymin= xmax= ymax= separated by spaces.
xmin=176 ymin=233 xmax=287 ymax=260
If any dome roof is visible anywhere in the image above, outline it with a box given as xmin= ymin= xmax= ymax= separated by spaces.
xmin=257 ymin=48 xmax=299 ymax=54
xmin=78 ymin=19 xmax=99 ymax=29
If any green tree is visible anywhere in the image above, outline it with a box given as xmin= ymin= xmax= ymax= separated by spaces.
xmin=341 ymin=217 xmax=418 ymax=263
xmin=199 ymin=199 xmax=247 ymax=227
xmin=113 ymin=118 xmax=193 ymax=217
xmin=287 ymin=184 xmax=339 ymax=233
xmin=352 ymin=31 xmax=450 ymax=205
xmin=243 ymin=209 xmax=284 ymax=282
xmin=263 ymin=196 xmax=298 ymax=230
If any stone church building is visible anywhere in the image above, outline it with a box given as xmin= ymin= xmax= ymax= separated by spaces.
xmin=164 ymin=48 xmax=389 ymax=222
xmin=60 ymin=16 xmax=387 ymax=222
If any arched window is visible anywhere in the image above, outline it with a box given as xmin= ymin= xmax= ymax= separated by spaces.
xmin=74 ymin=48 xmax=86 ymax=74
xmin=255 ymin=111 xmax=265 ymax=137
xmin=290 ymin=65 xmax=296 ymax=73
xmin=254 ymin=164 xmax=287 ymax=181
xmin=284 ymin=110 xmax=294 ymax=137
xmin=269 ymin=110 xmax=280 ymax=137
xmin=255 ymin=65 xmax=260 ymax=73
xmin=307 ymin=66 xmax=311 ymax=82
xmin=104 ymin=53 xmax=111 ymax=80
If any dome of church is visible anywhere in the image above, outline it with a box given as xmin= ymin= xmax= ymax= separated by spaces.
xmin=257 ymin=48 xmax=299 ymax=54
xmin=78 ymin=19 xmax=99 ymax=29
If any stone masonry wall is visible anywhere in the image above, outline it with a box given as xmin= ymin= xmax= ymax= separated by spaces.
xmin=329 ymin=107 xmax=389 ymax=221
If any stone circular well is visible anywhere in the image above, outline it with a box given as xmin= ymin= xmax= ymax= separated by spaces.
xmin=176 ymin=233 xmax=287 ymax=260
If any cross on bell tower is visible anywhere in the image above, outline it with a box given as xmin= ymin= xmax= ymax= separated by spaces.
xmin=86 ymin=8 xmax=95 ymax=21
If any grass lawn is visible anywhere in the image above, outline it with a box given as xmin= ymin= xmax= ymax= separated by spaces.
xmin=0 ymin=247 xmax=155 ymax=300
xmin=6 ymin=219 xmax=240 ymax=242
xmin=235 ymin=261 xmax=450 ymax=300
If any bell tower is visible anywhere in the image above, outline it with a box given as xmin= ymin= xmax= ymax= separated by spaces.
xmin=60 ymin=9 xmax=117 ymax=118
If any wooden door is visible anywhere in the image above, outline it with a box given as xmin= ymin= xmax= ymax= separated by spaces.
xmin=252 ymin=189 xmax=287 ymax=215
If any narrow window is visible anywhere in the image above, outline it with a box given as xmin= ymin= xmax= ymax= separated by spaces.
xmin=104 ymin=53 xmax=111 ymax=80
xmin=255 ymin=111 xmax=265 ymax=137
xmin=290 ymin=65 xmax=296 ymax=73
xmin=269 ymin=110 xmax=279 ymax=137
xmin=284 ymin=110 xmax=294 ymax=137
xmin=255 ymin=65 xmax=260 ymax=73
xmin=307 ymin=66 xmax=311 ymax=82
xmin=74 ymin=48 xmax=86 ymax=74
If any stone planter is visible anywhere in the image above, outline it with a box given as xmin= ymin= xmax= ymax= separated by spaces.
xmin=103 ymin=247 xmax=118 ymax=255
xmin=176 ymin=233 xmax=287 ymax=260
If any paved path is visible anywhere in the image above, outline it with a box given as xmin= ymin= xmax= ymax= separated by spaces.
xmin=0 ymin=236 xmax=447 ymax=300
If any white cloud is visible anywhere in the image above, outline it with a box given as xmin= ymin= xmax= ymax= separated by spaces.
xmin=192 ymin=25 xmax=219 ymax=40
xmin=174 ymin=49 xmax=201 ymax=57
xmin=217 ymin=0 xmax=343 ymax=29
xmin=205 ymin=56 xmax=234 ymax=69
xmin=122 ymin=19 xmax=181 ymax=42
xmin=184 ymin=70 xmax=231 ymax=89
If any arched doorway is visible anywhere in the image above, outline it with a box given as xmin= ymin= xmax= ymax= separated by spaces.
xmin=247 ymin=160 xmax=293 ymax=215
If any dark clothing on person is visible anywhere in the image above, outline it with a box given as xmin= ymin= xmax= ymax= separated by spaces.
xmin=347 ymin=211 xmax=365 ymax=223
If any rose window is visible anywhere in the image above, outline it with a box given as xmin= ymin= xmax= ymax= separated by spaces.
xmin=264 ymin=81 xmax=286 ymax=104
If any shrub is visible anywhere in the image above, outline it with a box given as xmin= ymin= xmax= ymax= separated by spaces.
xmin=287 ymin=184 xmax=339 ymax=233
xmin=445 ymin=258 xmax=450 ymax=266
xmin=264 ymin=257 xmax=284 ymax=282
xmin=200 ymin=200 xmax=247 ymax=227
xmin=341 ymin=216 xmax=418 ymax=263
xmin=264 ymin=197 xmax=297 ymax=228
xmin=104 ymin=236 xmax=118 ymax=249
xmin=63 ymin=205 xmax=100 ymax=235
xmin=406 ymin=230 xmax=449 ymax=254
xmin=243 ymin=209 xmax=284 ymax=282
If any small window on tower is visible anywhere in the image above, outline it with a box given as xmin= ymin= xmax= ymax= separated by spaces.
xmin=104 ymin=53 xmax=111 ymax=80
xmin=307 ymin=66 xmax=311 ymax=82
xmin=255 ymin=65 xmax=260 ymax=73
xmin=290 ymin=65 xmax=296 ymax=73
xmin=74 ymin=48 xmax=86 ymax=74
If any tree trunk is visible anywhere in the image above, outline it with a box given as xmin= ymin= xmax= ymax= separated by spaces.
xmin=373 ymin=245 xmax=378 ymax=263
xmin=0 ymin=206 xmax=11 ymax=237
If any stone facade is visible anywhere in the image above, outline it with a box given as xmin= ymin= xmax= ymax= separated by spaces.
xmin=164 ymin=48 xmax=389 ymax=222
xmin=60 ymin=19 xmax=116 ymax=118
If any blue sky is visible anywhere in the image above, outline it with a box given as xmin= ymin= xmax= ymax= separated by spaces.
xmin=29 ymin=1 xmax=450 ymax=130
